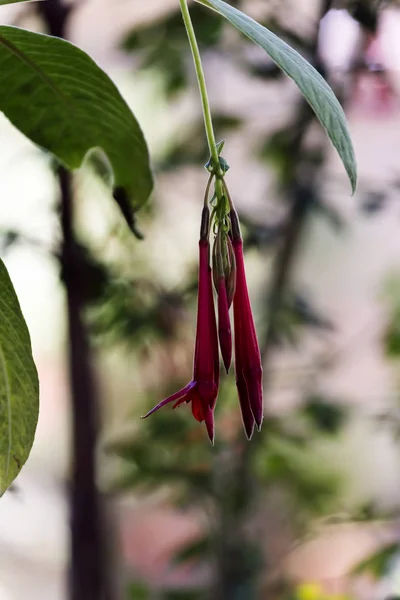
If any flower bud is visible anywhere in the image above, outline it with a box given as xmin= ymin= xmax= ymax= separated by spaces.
xmin=212 ymin=229 xmax=236 ymax=306
xmin=212 ymin=228 xmax=236 ymax=372
xmin=200 ymin=206 xmax=210 ymax=241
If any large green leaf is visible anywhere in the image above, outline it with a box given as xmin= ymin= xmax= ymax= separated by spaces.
xmin=0 ymin=26 xmax=153 ymax=215
xmin=0 ymin=259 xmax=39 ymax=494
xmin=196 ymin=0 xmax=357 ymax=193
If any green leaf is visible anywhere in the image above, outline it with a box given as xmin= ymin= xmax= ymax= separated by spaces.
xmin=195 ymin=0 xmax=357 ymax=193
xmin=0 ymin=1 xmax=44 ymax=5
xmin=0 ymin=260 xmax=39 ymax=494
xmin=0 ymin=26 xmax=153 ymax=216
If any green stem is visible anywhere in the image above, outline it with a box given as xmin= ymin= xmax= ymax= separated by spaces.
xmin=204 ymin=173 xmax=214 ymax=207
xmin=179 ymin=0 xmax=223 ymax=179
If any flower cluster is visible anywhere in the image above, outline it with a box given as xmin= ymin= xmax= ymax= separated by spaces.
xmin=143 ymin=182 xmax=263 ymax=443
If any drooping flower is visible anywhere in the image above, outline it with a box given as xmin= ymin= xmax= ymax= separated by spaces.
xmin=142 ymin=207 xmax=219 ymax=443
xmin=143 ymin=178 xmax=263 ymax=442
xmin=231 ymin=210 xmax=263 ymax=437
xmin=212 ymin=228 xmax=236 ymax=373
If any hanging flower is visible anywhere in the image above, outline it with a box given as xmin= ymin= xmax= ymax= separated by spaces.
xmin=143 ymin=178 xmax=263 ymax=442
xmin=231 ymin=210 xmax=263 ymax=438
xmin=142 ymin=207 xmax=219 ymax=443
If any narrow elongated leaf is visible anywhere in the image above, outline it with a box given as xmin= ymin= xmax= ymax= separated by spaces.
xmin=0 ymin=260 xmax=39 ymax=494
xmin=0 ymin=26 xmax=153 ymax=215
xmin=0 ymin=1 xmax=45 ymax=5
xmin=196 ymin=0 xmax=357 ymax=192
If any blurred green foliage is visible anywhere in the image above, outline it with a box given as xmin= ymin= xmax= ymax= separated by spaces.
xmin=104 ymin=379 xmax=348 ymax=597
xmin=304 ymin=396 xmax=349 ymax=435
xmin=123 ymin=4 xmax=224 ymax=98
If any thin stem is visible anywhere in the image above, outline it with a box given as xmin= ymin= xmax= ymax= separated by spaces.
xmin=179 ymin=0 xmax=222 ymax=178
xmin=204 ymin=173 xmax=214 ymax=207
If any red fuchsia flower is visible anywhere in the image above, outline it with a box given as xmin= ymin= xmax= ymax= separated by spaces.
xmin=142 ymin=182 xmax=263 ymax=442
xmin=212 ymin=229 xmax=236 ymax=373
xmin=230 ymin=210 xmax=263 ymax=438
xmin=142 ymin=207 xmax=219 ymax=444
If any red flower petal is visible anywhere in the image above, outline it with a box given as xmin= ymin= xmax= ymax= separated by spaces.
xmin=194 ymin=241 xmax=217 ymax=385
xmin=143 ymin=226 xmax=220 ymax=441
xmin=204 ymin=407 xmax=215 ymax=445
xmin=232 ymin=238 xmax=263 ymax=430
xmin=141 ymin=380 xmax=196 ymax=419
xmin=236 ymin=376 xmax=255 ymax=440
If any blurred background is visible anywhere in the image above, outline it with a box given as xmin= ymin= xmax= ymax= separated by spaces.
xmin=2 ymin=0 xmax=400 ymax=598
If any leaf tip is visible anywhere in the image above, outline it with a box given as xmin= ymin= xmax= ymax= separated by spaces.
xmin=348 ymin=164 xmax=358 ymax=196
xmin=113 ymin=186 xmax=145 ymax=240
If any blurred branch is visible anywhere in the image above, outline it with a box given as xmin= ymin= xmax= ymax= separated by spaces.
xmin=59 ymin=166 xmax=115 ymax=600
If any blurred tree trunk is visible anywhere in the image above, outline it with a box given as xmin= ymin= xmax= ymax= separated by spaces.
xmin=59 ymin=167 xmax=115 ymax=600
xmin=38 ymin=2 xmax=117 ymax=599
